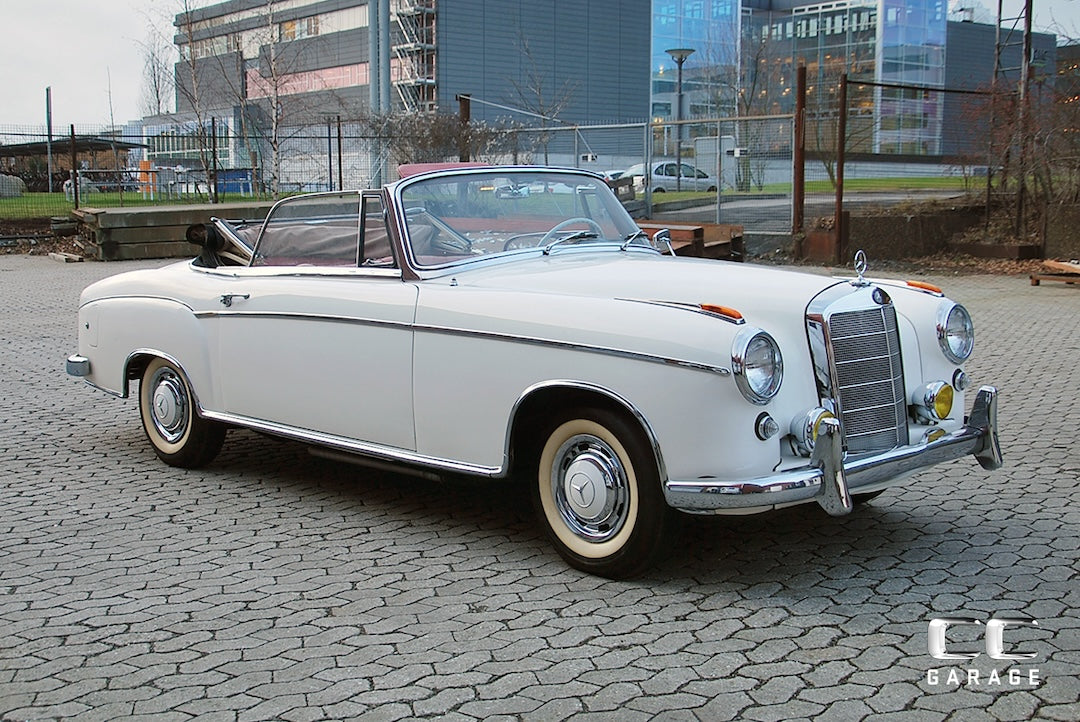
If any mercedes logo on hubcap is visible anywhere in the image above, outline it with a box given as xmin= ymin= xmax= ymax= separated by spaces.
xmin=569 ymin=473 xmax=595 ymax=508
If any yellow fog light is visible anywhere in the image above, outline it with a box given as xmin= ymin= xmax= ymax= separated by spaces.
xmin=912 ymin=381 xmax=953 ymax=423
xmin=934 ymin=384 xmax=954 ymax=419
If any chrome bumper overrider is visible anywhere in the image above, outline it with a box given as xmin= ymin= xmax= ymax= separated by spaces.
xmin=664 ymin=386 xmax=1002 ymax=515
xmin=66 ymin=354 xmax=91 ymax=377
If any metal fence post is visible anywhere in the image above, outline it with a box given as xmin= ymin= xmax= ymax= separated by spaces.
xmin=69 ymin=125 xmax=79 ymax=210
xmin=793 ymin=64 xmax=806 ymax=242
xmin=644 ymin=121 xmax=652 ymax=218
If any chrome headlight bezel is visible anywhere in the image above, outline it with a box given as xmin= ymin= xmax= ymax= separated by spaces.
xmin=732 ymin=328 xmax=783 ymax=405
xmin=937 ymin=302 xmax=975 ymax=364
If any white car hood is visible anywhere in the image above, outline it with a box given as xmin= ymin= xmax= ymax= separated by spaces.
xmin=448 ymin=252 xmax=845 ymax=327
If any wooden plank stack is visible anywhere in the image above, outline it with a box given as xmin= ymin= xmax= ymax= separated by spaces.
xmin=73 ymin=202 xmax=273 ymax=261
xmin=635 ymin=221 xmax=745 ymax=261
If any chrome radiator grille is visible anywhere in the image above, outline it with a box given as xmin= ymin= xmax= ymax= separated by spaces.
xmin=827 ymin=305 xmax=909 ymax=453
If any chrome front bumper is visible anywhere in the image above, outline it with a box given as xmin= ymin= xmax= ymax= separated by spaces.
xmin=664 ymin=386 xmax=1002 ymax=515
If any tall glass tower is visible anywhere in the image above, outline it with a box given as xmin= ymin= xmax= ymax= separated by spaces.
xmin=876 ymin=0 xmax=947 ymax=153
xmin=651 ymin=0 xmax=741 ymax=122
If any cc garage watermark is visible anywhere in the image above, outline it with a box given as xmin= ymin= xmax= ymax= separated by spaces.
xmin=926 ymin=615 xmax=1043 ymax=688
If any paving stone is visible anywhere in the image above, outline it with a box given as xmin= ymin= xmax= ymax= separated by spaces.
xmin=0 ymin=258 xmax=1077 ymax=721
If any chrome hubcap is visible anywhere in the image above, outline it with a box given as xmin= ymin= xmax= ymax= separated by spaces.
xmin=551 ymin=434 xmax=629 ymax=542
xmin=149 ymin=368 xmax=188 ymax=443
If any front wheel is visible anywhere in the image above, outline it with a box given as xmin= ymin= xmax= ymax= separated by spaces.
xmin=139 ymin=357 xmax=225 ymax=468
xmin=532 ymin=407 xmax=676 ymax=579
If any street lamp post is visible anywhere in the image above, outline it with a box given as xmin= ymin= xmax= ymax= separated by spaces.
xmin=666 ymin=48 xmax=695 ymax=192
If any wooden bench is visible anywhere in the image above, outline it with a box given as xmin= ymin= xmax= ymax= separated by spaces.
xmin=1030 ymin=260 xmax=1080 ymax=286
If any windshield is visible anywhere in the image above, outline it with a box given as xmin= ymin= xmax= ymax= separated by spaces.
xmin=397 ymin=170 xmax=649 ymax=268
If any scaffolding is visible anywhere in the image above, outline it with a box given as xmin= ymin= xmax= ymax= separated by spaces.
xmin=392 ymin=0 xmax=437 ymax=113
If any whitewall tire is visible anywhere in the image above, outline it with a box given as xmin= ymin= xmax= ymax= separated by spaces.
xmin=533 ymin=407 xmax=675 ymax=579
xmin=138 ymin=357 xmax=225 ymax=468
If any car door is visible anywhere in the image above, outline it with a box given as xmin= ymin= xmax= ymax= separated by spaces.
xmin=654 ymin=163 xmax=674 ymax=191
xmin=680 ymin=163 xmax=703 ymax=191
xmin=209 ymin=192 xmax=418 ymax=451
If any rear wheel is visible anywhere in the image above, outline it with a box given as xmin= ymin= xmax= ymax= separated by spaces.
xmin=532 ymin=407 xmax=675 ymax=579
xmin=139 ymin=357 xmax=225 ymax=468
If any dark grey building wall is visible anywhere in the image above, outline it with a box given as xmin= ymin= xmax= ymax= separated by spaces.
xmin=945 ymin=21 xmax=1056 ymax=90
xmin=943 ymin=20 xmax=1056 ymax=156
xmin=436 ymin=0 xmax=651 ymax=125
xmin=176 ymin=53 xmax=247 ymax=113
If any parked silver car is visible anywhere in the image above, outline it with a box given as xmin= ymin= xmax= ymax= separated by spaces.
xmin=625 ymin=161 xmax=718 ymax=192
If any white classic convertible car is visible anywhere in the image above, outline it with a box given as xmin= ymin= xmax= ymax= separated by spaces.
xmin=67 ymin=165 xmax=1002 ymax=578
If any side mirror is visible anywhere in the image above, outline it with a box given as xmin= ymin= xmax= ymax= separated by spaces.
xmin=653 ymin=228 xmax=675 ymax=256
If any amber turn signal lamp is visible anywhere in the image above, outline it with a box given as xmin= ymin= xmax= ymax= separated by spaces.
xmin=906 ymin=280 xmax=943 ymax=294
xmin=700 ymin=304 xmax=743 ymax=321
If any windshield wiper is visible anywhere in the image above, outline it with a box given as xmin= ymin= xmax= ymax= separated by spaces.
xmin=620 ymin=230 xmax=649 ymax=251
xmin=543 ymin=231 xmax=598 ymax=255
xmin=622 ymin=229 xmax=673 ymax=255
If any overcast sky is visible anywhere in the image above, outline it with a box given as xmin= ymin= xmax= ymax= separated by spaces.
xmin=2 ymin=0 xmax=1078 ymax=128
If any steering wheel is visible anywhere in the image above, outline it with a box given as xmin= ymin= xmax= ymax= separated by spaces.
xmin=502 ymin=233 xmax=544 ymax=251
xmin=539 ymin=217 xmax=605 ymax=246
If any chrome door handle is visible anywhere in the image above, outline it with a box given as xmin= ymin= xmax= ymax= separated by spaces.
xmin=220 ymin=293 xmax=250 ymax=307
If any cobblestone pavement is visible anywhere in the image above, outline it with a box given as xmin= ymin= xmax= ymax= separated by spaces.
xmin=1 ymin=253 xmax=1078 ymax=721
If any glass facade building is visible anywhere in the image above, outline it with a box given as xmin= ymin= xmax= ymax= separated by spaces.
xmin=651 ymin=1 xmax=741 ymax=121
xmin=653 ymin=0 xmax=950 ymax=154
xmin=876 ymin=0 xmax=946 ymax=153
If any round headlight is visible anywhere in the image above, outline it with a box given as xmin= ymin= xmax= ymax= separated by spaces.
xmin=937 ymin=302 xmax=975 ymax=363
xmin=732 ymin=329 xmax=783 ymax=404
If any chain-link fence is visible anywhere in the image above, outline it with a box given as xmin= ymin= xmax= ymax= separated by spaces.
xmin=823 ymin=77 xmax=1009 ymax=205
xmin=0 ymin=122 xmax=386 ymax=220
xmin=797 ymin=76 xmax=1036 ymax=262
xmin=507 ymin=116 xmax=796 ymax=239
xmin=2 ymin=91 xmax=1025 ymax=244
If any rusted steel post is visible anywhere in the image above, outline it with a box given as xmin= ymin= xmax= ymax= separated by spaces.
xmin=457 ymin=94 xmax=471 ymax=162
xmin=793 ymin=64 xmax=807 ymax=246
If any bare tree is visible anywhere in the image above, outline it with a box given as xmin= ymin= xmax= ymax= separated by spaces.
xmin=231 ymin=1 xmax=353 ymax=197
xmin=988 ymin=72 xmax=1080 ymax=238
xmin=361 ymin=112 xmax=520 ymax=166
xmin=254 ymin=0 xmax=286 ymax=196
xmin=174 ymin=0 xmax=352 ymax=198
xmin=139 ymin=20 xmax=175 ymax=117
xmin=507 ymin=35 xmax=578 ymax=164
xmin=173 ymin=0 xmax=217 ymax=201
